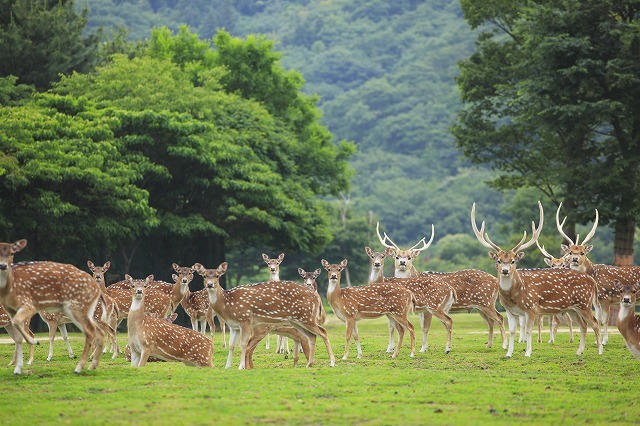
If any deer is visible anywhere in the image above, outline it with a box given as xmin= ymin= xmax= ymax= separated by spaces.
xmin=556 ymin=202 xmax=640 ymax=345
xmin=613 ymin=281 xmax=640 ymax=361
xmin=321 ymin=259 xmax=416 ymax=359
xmin=87 ymin=261 xmax=121 ymax=358
xmin=376 ymin=223 xmax=506 ymax=351
xmin=127 ymin=275 xmax=212 ymax=367
xmin=180 ymin=268 xmax=227 ymax=348
xmin=0 ymin=239 xmax=106 ymax=374
xmin=262 ymin=253 xmax=289 ymax=354
xmin=1 ymin=306 xmax=35 ymax=366
xmin=535 ymin=241 xmax=574 ymax=344
xmin=124 ymin=313 xmax=179 ymax=363
xmin=471 ymin=201 xmax=602 ymax=358
xmin=197 ymin=262 xmax=336 ymax=370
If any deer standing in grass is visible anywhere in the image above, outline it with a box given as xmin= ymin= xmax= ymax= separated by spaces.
xmin=614 ymin=281 xmax=640 ymax=361
xmin=199 ymin=262 xmax=335 ymax=369
xmin=180 ymin=264 xmax=226 ymax=348
xmin=127 ymin=275 xmax=212 ymax=367
xmin=535 ymin=241 xmax=574 ymax=344
xmin=321 ymin=259 xmax=416 ymax=359
xmin=0 ymin=240 xmax=106 ymax=374
xmin=556 ymin=203 xmax=640 ymax=345
xmin=471 ymin=202 xmax=602 ymax=358
xmin=87 ymin=261 xmax=121 ymax=358
xmin=262 ymin=253 xmax=289 ymax=354
xmin=376 ymin=223 xmax=506 ymax=352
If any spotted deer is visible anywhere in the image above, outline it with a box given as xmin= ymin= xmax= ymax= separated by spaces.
xmin=87 ymin=261 xmax=121 ymax=358
xmin=262 ymin=253 xmax=289 ymax=354
xmin=198 ymin=262 xmax=335 ymax=369
xmin=321 ymin=259 xmax=416 ymax=359
xmin=377 ymin=223 xmax=506 ymax=351
xmin=556 ymin=202 xmax=640 ymax=345
xmin=127 ymin=275 xmax=212 ymax=367
xmin=124 ymin=313 xmax=178 ymax=363
xmin=613 ymin=281 xmax=640 ymax=361
xmin=0 ymin=240 xmax=106 ymax=374
xmin=535 ymin=241 xmax=574 ymax=344
xmin=180 ymin=266 xmax=227 ymax=349
xmin=38 ymin=311 xmax=76 ymax=361
xmin=471 ymin=201 xmax=602 ymax=358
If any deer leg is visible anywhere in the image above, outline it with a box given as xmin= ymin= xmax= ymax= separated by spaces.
xmin=536 ymin=316 xmax=543 ymax=344
xmin=11 ymin=306 xmax=38 ymax=345
xmin=419 ymin=312 xmax=433 ymax=353
xmin=505 ymin=311 xmax=518 ymax=358
xmin=482 ymin=307 xmax=507 ymax=349
xmin=225 ymin=328 xmax=240 ymax=369
xmin=265 ymin=333 xmax=271 ymax=350
xmin=343 ymin=319 xmax=356 ymax=360
xmin=66 ymin=305 xmax=104 ymax=373
xmin=138 ymin=349 xmax=151 ymax=367
xmin=518 ymin=315 xmax=526 ymax=343
xmin=477 ymin=310 xmax=494 ymax=348
xmin=565 ymin=312 xmax=574 ymax=343
xmin=391 ymin=314 xmax=415 ymax=358
xmin=386 ymin=317 xmax=397 ymax=353
xmin=575 ymin=307 xmax=602 ymax=355
xmin=300 ymin=322 xmax=335 ymax=367
xmin=599 ymin=301 xmax=611 ymax=345
xmin=11 ymin=330 xmax=25 ymax=374
xmin=432 ymin=311 xmax=453 ymax=354
xmin=130 ymin=348 xmax=141 ymax=366
xmin=524 ymin=312 xmax=536 ymax=357
xmin=60 ymin=324 xmax=76 ymax=359
xmin=238 ymin=324 xmax=253 ymax=370
xmin=44 ymin=321 xmax=57 ymax=361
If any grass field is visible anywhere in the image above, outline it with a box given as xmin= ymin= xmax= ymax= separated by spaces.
xmin=0 ymin=312 xmax=636 ymax=425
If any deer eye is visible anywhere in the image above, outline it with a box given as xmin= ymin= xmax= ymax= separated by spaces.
xmin=511 ymin=260 xmax=515 ymax=264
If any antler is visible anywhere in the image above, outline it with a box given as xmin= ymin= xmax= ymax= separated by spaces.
xmin=579 ymin=208 xmax=599 ymax=245
xmin=376 ymin=222 xmax=398 ymax=250
xmin=556 ymin=202 xmax=574 ymax=245
xmin=556 ymin=202 xmax=598 ymax=245
xmin=470 ymin=203 xmax=501 ymax=251
xmin=512 ymin=201 xmax=544 ymax=252
xmin=535 ymin=240 xmax=554 ymax=259
xmin=410 ymin=224 xmax=435 ymax=253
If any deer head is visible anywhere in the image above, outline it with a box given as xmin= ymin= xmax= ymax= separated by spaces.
xmin=376 ymin=222 xmax=434 ymax=276
xmin=0 ymin=239 xmax=27 ymax=274
xmin=535 ymin=241 xmax=567 ymax=269
xmin=471 ymin=201 xmax=544 ymax=278
xmin=556 ymin=202 xmax=598 ymax=270
xmin=87 ymin=260 xmax=111 ymax=288
xmin=298 ymin=268 xmax=321 ymax=291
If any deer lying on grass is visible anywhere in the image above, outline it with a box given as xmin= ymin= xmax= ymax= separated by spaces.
xmin=127 ymin=275 xmax=212 ymax=367
xmin=262 ymin=253 xmax=289 ymax=354
xmin=376 ymin=224 xmax=504 ymax=352
xmin=0 ymin=239 xmax=106 ymax=374
xmin=556 ymin=203 xmax=640 ymax=345
xmin=471 ymin=201 xmax=602 ymax=358
xmin=180 ymin=264 xmax=226 ymax=349
xmin=322 ymin=259 xmax=416 ymax=359
xmin=198 ymin=262 xmax=335 ymax=369
xmin=614 ymin=281 xmax=640 ymax=361
xmin=124 ymin=313 xmax=179 ymax=363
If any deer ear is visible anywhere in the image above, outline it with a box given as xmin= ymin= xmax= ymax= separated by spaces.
xmin=313 ymin=268 xmax=321 ymax=278
xmin=410 ymin=249 xmax=422 ymax=259
xmin=262 ymin=253 xmax=269 ymax=262
xmin=87 ymin=261 xmax=95 ymax=270
xmin=488 ymin=252 xmax=499 ymax=261
xmin=298 ymin=268 xmax=305 ymax=277
xmin=515 ymin=252 xmax=525 ymax=262
xmin=633 ymin=283 xmax=640 ymax=293
xmin=543 ymin=258 xmax=553 ymax=267
xmin=364 ymin=247 xmax=372 ymax=256
xmin=172 ymin=263 xmax=181 ymax=273
xmin=218 ymin=262 xmax=228 ymax=274
xmin=321 ymin=259 xmax=329 ymax=269
xmin=103 ymin=261 xmax=111 ymax=270
xmin=145 ymin=275 xmax=154 ymax=285
xmin=584 ymin=245 xmax=593 ymax=254
xmin=278 ymin=253 xmax=285 ymax=261
xmin=193 ymin=263 xmax=204 ymax=274
xmin=172 ymin=274 xmax=178 ymax=282
xmin=340 ymin=259 xmax=348 ymax=269
xmin=613 ymin=280 xmax=623 ymax=291
xmin=125 ymin=274 xmax=132 ymax=281
xmin=13 ymin=239 xmax=27 ymax=253
xmin=384 ymin=247 xmax=395 ymax=256
xmin=561 ymin=244 xmax=570 ymax=254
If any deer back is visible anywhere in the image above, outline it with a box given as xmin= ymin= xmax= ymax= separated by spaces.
xmin=514 ymin=268 xmax=596 ymax=312
xmin=382 ymin=275 xmax=455 ymax=311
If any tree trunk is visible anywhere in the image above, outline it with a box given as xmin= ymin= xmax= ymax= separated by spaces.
xmin=613 ymin=216 xmax=635 ymax=266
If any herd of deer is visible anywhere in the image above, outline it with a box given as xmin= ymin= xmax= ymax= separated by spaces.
xmin=1 ymin=202 xmax=640 ymax=375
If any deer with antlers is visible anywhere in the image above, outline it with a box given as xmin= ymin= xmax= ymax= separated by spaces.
xmin=321 ymin=259 xmax=416 ymax=359
xmin=556 ymin=203 xmax=640 ymax=345
xmin=0 ymin=240 xmax=106 ymax=374
xmin=198 ymin=262 xmax=335 ymax=369
xmin=471 ymin=202 xmax=602 ymax=358
xmin=613 ymin=281 xmax=640 ymax=361
xmin=127 ymin=275 xmax=212 ymax=367
xmin=376 ymin=223 xmax=506 ymax=351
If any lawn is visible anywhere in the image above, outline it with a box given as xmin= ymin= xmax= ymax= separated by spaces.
xmin=0 ymin=312 xmax=636 ymax=425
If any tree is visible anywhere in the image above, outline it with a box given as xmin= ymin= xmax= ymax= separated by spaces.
xmin=0 ymin=0 xmax=99 ymax=89
xmin=454 ymin=0 xmax=640 ymax=265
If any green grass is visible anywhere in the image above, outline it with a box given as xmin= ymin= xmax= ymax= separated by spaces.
xmin=0 ymin=313 xmax=636 ymax=425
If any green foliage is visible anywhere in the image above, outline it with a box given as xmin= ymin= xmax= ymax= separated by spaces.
xmin=0 ymin=0 xmax=99 ymax=89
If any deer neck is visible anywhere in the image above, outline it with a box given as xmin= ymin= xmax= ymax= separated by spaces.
xmin=128 ymin=293 xmax=145 ymax=329
xmin=0 ymin=268 xmax=10 ymax=291
xmin=269 ymin=272 xmax=279 ymax=282
xmin=206 ymin=284 xmax=225 ymax=310
xmin=498 ymin=270 xmax=519 ymax=293
xmin=394 ymin=267 xmax=416 ymax=279
xmin=326 ymin=277 xmax=342 ymax=305
xmin=369 ymin=267 xmax=383 ymax=283
xmin=617 ymin=302 xmax=637 ymax=338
